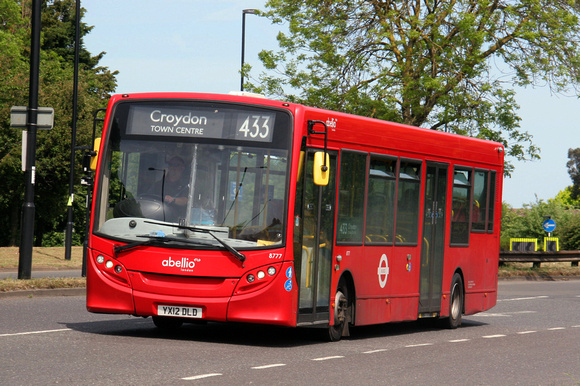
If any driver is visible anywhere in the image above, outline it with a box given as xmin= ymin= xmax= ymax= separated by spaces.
xmin=146 ymin=155 xmax=189 ymax=222
xmin=162 ymin=156 xmax=189 ymax=207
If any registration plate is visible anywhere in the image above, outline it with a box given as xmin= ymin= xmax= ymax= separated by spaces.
xmin=157 ymin=305 xmax=202 ymax=319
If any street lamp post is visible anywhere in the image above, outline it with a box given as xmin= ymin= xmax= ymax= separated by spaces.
xmin=19 ymin=0 xmax=41 ymax=280
xmin=65 ymin=0 xmax=81 ymax=261
xmin=240 ymin=9 xmax=257 ymax=91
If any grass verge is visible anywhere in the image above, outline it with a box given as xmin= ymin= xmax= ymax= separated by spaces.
xmin=498 ymin=262 xmax=580 ymax=280
xmin=0 ymin=277 xmax=86 ymax=292
xmin=0 ymin=246 xmax=83 ymax=269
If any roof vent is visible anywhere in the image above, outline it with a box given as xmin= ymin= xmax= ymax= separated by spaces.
xmin=228 ymin=91 xmax=266 ymax=98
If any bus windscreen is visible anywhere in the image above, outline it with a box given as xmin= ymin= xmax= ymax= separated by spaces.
xmin=93 ymin=101 xmax=292 ymax=249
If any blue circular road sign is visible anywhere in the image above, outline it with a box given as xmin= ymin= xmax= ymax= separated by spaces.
xmin=543 ymin=219 xmax=556 ymax=232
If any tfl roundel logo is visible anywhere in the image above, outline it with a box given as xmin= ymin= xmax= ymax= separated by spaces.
xmin=377 ymin=254 xmax=390 ymax=288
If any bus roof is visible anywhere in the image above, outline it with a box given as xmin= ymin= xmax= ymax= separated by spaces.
xmin=108 ymin=92 xmax=504 ymax=168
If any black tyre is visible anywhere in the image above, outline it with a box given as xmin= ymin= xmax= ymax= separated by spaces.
xmin=444 ymin=273 xmax=463 ymax=329
xmin=328 ymin=280 xmax=350 ymax=341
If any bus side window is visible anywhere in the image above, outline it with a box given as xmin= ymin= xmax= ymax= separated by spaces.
xmin=450 ymin=168 xmax=472 ymax=245
xmin=395 ymin=160 xmax=421 ymax=245
xmin=487 ymin=171 xmax=496 ymax=232
xmin=365 ymin=156 xmax=397 ymax=244
xmin=471 ymin=170 xmax=488 ymax=232
xmin=336 ymin=151 xmax=367 ymax=244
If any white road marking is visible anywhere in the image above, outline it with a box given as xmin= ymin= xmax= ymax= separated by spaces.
xmin=405 ymin=343 xmax=433 ymax=348
xmin=482 ymin=334 xmax=506 ymax=339
xmin=497 ymin=295 xmax=548 ymax=302
xmin=312 ymin=356 xmax=344 ymax=361
xmin=547 ymin=327 xmax=566 ymax=331
xmin=363 ymin=349 xmax=389 ymax=354
xmin=0 ymin=328 xmax=71 ymax=337
xmin=182 ymin=373 xmax=222 ymax=381
xmin=251 ymin=364 xmax=286 ymax=370
xmin=517 ymin=331 xmax=537 ymax=334
xmin=448 ymin=339 xmax=470 ymax=343
xmin=477 ymin=310 xmax=537 ymax=317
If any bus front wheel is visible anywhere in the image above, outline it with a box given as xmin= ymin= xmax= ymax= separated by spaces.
xmin=328 ymin=280 xmax=350 ymax=341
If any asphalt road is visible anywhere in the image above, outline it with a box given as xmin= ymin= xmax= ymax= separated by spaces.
xmin=1 ymin=280 xmax=579 ymax=385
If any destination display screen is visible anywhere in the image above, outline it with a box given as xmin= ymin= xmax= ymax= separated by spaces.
xmin=125 ymin=105 xmax=276 ymax=143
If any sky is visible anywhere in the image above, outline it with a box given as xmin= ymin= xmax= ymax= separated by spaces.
xmin=82 ymin=0 xmax=580 ymax=208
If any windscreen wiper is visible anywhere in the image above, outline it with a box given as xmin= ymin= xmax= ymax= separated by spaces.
xmin=144 ymin=220 xmax=247 ymax=264
xmin=114 ymin=231 xmax=168 ymax=256
xmin=114 ymin=231 xmax=215 ymax=257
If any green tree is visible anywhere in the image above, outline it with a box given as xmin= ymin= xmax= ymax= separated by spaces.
xmin=553 ymin=187 xmax=580 ymax=208
xmin=567 ymin=147 xmax=580 ymax=201
xmin=250 ymin=0 xmax=580 ymax=174
xmin=0 ymin=0 xmax=117 ymax=246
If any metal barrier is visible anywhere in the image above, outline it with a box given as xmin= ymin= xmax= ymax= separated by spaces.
xmin=499 ymin=251 xmax=580 ymax=268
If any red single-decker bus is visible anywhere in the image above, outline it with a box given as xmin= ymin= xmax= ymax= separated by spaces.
xmin=86 ymin=92 xmax=503 ymax=341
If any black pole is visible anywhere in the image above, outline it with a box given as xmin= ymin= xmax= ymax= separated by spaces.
xmin=65 ymin=0 xmax=81 ymax=260
xmin=240 ymin=11 xmax=246 ymax=91
xmin=18 ymin=0 xmax=42 ymax=280
xmin=240 ymin=9 xmax=256 ymax=92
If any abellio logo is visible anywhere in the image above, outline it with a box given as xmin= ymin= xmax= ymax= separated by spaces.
xmin=162 ymin=256 xmax=196 ymax=271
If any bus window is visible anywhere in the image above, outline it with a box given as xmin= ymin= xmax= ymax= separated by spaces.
xmin=365 ymin=156 xmax=397 ymax=244
xmin=450 ymin=168 xmax=472 ymax=245
xmin=94 ymin=101 xmax=291 ymax=247
xmin=395 ymin=160 xmax=421 ymax=245
xmin=471 ymin=170 xmax=488 ymax=232
xmin=488 ymin=171 xmax=496 ymax=232
xmin=337 ymin=151 xmax=367 ymax=244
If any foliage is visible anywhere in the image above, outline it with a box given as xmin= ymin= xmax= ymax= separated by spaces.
xmin=553 ymin=186 xmax=580 ymax=208
xmin=567 ymin=147 xmax=580 ymax=201
xmin=249 ymin=0 xmax=580 ymax=174
xmin=0 ymin=0 xmax=117 ymax=246
xmin=501 ymin=197 xmax=580 ymax=250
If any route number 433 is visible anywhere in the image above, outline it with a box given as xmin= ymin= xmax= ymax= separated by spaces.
xmin=238 ymin=115 xmax=271 ymax=140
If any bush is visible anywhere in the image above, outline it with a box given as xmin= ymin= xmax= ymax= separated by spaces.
xmin=501 ymin=197 xmax=580 ymax=251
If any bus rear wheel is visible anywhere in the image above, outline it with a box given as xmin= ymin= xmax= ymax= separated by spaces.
xmin=443 ymin=273 xmax=463 ymax=329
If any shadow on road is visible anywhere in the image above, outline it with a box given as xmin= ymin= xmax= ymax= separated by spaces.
xmin=64 ymin=316 xmax=488 ymax=347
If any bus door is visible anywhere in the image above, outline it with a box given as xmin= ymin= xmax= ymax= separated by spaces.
xmin=295 ymin=150 xmax=337 ymax=325
xmin=418 ymin=162 xmax=448 ymax=316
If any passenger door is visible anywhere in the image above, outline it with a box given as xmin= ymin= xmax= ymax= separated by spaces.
xmin=295 ymin=150 xmax=337 ymax=325
xmin=418 ymin=163 xmax=448 ymax=316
